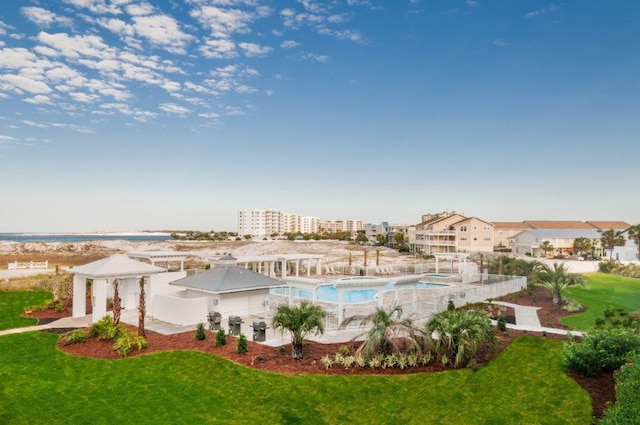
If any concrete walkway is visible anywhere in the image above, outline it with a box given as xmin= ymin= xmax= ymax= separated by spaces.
xmin=489 ymin=301 xmax=583 ymax=337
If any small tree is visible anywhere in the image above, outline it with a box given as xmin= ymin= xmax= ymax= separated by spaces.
xmin=272 ymin=302 xmax=327 ymax=360
xmin=627 ymin=224 xmax=640 ymax=261
xmin=601 ymin=229 xmax=626 ymax=260
xmin=215 ymin=328 xmax=227 ymax=347
xmin=195 ymin=322 xmax=206 ymax=340
xmin=539 ymin=241 xmax=554 ymax=257
xmin=340 ymin=305 xmax=424 ymax=358
xmin=536 ymin=263 xmax=586 ymax=305
xmin=235 ymin=332 xmax=248 ymax=354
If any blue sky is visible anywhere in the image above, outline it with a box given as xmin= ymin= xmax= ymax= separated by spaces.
xmin=1 ymin=1 xmax=638 ymax=232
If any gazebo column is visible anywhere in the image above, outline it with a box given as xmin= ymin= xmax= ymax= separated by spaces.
xmin=435 ymin=256 xmax=439 ymax=273
xmin=269 ymin=261 xmax=275 ymax=278
xmin=307 ymin=260 xmax=311 ymax=277
xmin=281 ymin=259 xmax=287 ymax=278
xmin=72 ymin=275 xmax=86 ymax=317
xmin=295 ymin=260 xmax=300 ymax=277
xmin=317 ymin=259 xmax=322 ymax=276
xmin=92 ymin=278 xmax=109 ymax=323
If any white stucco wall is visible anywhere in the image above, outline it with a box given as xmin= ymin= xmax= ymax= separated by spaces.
xmin=218 ymin=289 xmax=270 ymax=317
xmin=152 ymin=290 xmax=208 ymax=326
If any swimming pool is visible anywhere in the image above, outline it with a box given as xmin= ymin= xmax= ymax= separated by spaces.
xmin=271 ymin=281 xmax=452 ymax=304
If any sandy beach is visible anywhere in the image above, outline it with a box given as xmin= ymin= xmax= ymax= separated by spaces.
xmin=0 ymin=239 xmax=409 ymax=274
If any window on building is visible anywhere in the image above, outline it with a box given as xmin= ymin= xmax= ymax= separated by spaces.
xmin=460 ymin=226 xmax=467 ymax=232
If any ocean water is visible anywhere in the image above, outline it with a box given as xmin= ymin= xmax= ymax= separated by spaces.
xmin=0 ymin=233 xmax=171 ymax=243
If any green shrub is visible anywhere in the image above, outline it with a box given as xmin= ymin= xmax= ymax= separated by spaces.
xmin=62 ymin=329 xmax=86 ymax=345
xmin=195 ymin=322 xmax=206 ymax=341
xmin=497 ymin=314 xmax=507 ymax=332
xmin=278 ymin=345 xmax=286 ymax=355
xmin=338 ymin=345 xmax=350 ymax=356
xmin=214 ymin=328 xmax=227 ymax=347
xmin=113 ymin=332 xmax=147 ymax=357
xmin=599 ymin=354 xmax=640 ymax=424
xmin=88 ymin=315 xmax=125 ymax=340
xmin=562 ymin=298 xmax=584 ymax=313
xmin=447 ymin=299 xmax=455 ymax=312
xmin=54 ymin=301 xmax=65 ymax=313
xmin=235 ymin=332 xmax=248 ymax=354
xmin=562 ymin=329 xmax=640 ymax=377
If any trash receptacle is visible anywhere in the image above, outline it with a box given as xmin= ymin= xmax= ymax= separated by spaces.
xmin=228 ymin=315 xmax=243 ymax=336
xmin=208 ymin=311 xmax=222 ymax=331
xmin=251 ymin=320 xmax=267 ymax=342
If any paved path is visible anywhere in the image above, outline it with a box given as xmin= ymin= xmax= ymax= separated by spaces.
xmin=489 ymin=301 xmax=583 ymax=337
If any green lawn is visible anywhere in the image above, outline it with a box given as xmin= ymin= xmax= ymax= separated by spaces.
xmin=0 ymin=291 xmax=51 ymax=331
xmin=0 ymin=332 xmax=590 ymax=425
xmin=562 ymin=273 xmax=640 ymax=330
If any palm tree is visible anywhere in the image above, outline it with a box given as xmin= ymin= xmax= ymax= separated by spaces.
xmin=339 ymin=305 xmax=425 ymax=358
xmin=536 ymin=263 xmax=585 ymax=305
xmin=52 ymin=265 xmax=61 ymax=304
xmin=426 ymin=309 xmax=497 ymax=367
xmin=272 ymin=302 xmax=327 ymax=360
xmin=112 ymin=278 xmax=121 ymax=325
xmin=627 ymin=224 xmax=640 ymax=261
xmin=138 ymin=276 xmax=146 ymax=337
xmin=573 ymin=237 xmax=592 ymax=256
xmin=539 ymin=240 xmax=554 ymax=258
xmin=600 ymin=229 xmax=626 ymax=260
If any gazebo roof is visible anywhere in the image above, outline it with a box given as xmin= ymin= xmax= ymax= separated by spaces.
xmin=170 ymin=265 xmax=286 ymax=294
xmin=68 ymin=254 xmax=166 ymax=279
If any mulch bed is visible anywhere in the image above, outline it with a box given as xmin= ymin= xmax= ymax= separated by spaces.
xmin=27 ymin=290 xmax=615 ymax=419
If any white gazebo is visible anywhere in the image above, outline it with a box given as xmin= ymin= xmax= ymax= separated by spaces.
xmin=69 ymin=254 xmax=167 ymax=323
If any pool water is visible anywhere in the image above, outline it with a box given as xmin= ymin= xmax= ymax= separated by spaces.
xmin=271 ymin=281 xmax=451 ymax=304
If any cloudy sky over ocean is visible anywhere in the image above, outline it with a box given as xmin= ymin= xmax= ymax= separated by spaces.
xmin=0 ymin=1 xmax=638 ymax=232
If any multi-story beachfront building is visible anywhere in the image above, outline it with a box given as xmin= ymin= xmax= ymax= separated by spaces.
xmin=320 ymin=219 xmax=366 ymax=234
xmin=238 ymin=208 xmax=283 ymax=238
xmin=238 ymin=209 xmax=323 ymax=237
xmin=410 ymin=212 xmax=494 ymax=254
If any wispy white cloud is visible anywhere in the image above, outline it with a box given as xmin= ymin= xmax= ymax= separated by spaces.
xmin=492 ymin=39 xmax=510 ymax=48
xmin=21 ymin=7 xmax=74 ymax=27
xmin=525 ymin=4 xmax=560 ymax=19
xmin=280 ymin=40 xmax=301 ymax=49
xmin=238 ymin=42 xmax=273 ymax=57
xmin=159 ymin=102 xmax=191 ymax=115
xmin=302 ymin=53 xmax=329 ymax=63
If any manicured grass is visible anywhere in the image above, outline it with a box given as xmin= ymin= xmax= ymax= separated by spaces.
xmin=0 ymin=333 xmax=590 ymax=424
xmin=0 ymin=291 xmax=51 ymax=331
xmin=562 ymin=273 xmax=640 ymax=330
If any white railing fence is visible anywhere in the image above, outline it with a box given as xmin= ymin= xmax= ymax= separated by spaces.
xmin=7 ymin=261 xmax=49 ymax=270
